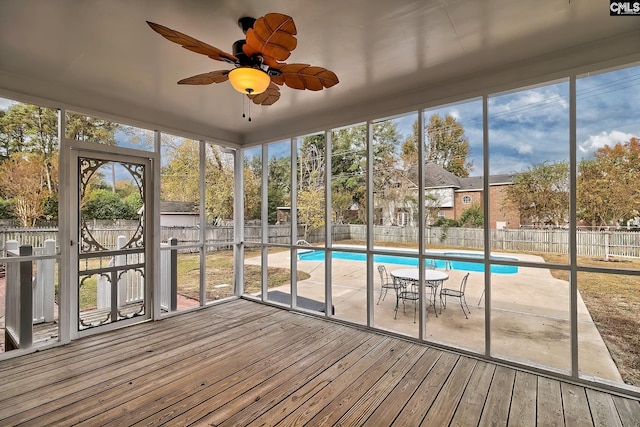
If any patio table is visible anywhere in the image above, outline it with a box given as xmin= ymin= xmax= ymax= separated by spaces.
xmin=390 ymin=268 xmax=449 ymax=317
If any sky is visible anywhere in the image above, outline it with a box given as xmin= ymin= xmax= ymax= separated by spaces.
xmin=2 ymin=64 xmax=639 ymax=177
xmin=388 ymin=64 xmax=640 ymax=176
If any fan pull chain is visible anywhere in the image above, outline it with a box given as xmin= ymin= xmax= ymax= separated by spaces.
xmin=241 ymin=95 xmax=252 ymax=122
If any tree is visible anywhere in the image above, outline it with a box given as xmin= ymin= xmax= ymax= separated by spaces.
xmin=160 ymin=138 xmax=200 ymax=202
xmin=331 ymin=125 xmax=366 ymax=223
xmin=297 ymin=188 xmax=325 ymax=240
xmin=404 ymin=113 xmax=473 ymax=177
xmin=65 ymin=112 xmax=118 ymax=144
xmin=329 ymin=121 xmax=400 ymax=224
xmin=297 ymin=135 xmax=326 ymax=238
xmin=0 ymin=199 xmax=13 ymax=219
xmin=0 ymin=104 xmax=31 ymax=158
xmin=458 ymin=204 xmax=484 ymax=228
xmin=267 ymin=155 xmax=291 ymax=224
xmin=578 ymin=137 xmax=640 ymax=228
xmin=505 ymin=161 xmax=569 ymax=227
xmin=243 ymin=153 xmax=262 ymax=221
xmin=82 ymin=188 xmax=139 ymax=220
xmin=161 ymin=139 xmax=237 ymax=225
xmin=205 ymin=144 xmax=234 ymax=225
xmin=0 ymin=152 xmax=50 ymax=226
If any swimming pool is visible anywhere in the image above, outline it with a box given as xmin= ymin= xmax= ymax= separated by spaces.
xmin=297 ymin=250 xmax=519 ymax=274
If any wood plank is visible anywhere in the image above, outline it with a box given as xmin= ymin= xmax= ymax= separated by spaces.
xmin=477 ymin=365 xmax=516 ymax=427
xmin=305 ymin=344 xmax=426 ymax=426
xmin=333 ymin=348 xmax=434 ymax=427
xmin=508 ymin=371 xmax=538 ymax=427
xmin=59 ymin=315 xmax=336 ymax=426
xmin=275 ymin=338 xmax=408 ymax=426
xmin=390 ymin=351 xmax=460 ymax=425
xmin=362 ymin=348 xmax=443 ymax=426
xmin=4 ymin=310 xmax=317 ymax=425
xmin=143 ymin=325 xmax=371 ymax=427
xmin=0 ymin=299 xmax=254 ymax=378
xmin=561 ymin=382 xmax=594 ymax=427
xmin=612 ymin=395 xmax=640 ymax=427
xmin=420 ymin=356 xmax=477 ymax=426
xmin=586 ymin=388 xmax=623 ymax=427
xmin=449 ymin=360 xmax=496 ymax=427
xmin=0 ymin=309 xmax=294 ymax=421
xmin=0 ymin=307 xmax=275 ymax=394
xmin=206 ymin=329 xmax=378 ymax=427
xmin=0 ymin=299 xmax=636 ymax=427
xmin=536 ymin=376 xmax=565 ymax=427
xmin=245 ymin=335 xmax=392 ymax=427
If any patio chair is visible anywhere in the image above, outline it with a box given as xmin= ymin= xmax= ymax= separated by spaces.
xmin=394 ymin=278 xmax=420 ymax=323
xmin=439 ymin=273 xmax=471 ymax=319
xmin=377 ymin=265 xmax=397 ymax=304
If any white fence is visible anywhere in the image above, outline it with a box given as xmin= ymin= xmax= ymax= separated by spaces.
xmin=3 ymin=225 xmax=640 ymax=258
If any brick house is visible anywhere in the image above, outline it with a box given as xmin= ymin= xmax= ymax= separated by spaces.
xmin=425 ymin=163 xmax=520 ymax=229
xmin=385 ymin=163 xmax=521 ymax=229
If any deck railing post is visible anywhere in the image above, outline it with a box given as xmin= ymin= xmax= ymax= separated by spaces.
xmin=4 ymin=241 xmax=34 ymax=350
xmin=170 ymin=237 xmax=177 ymax=311
xmin=36 ymin=239 xmax=56 ymax=323
xmin=19 ymin=245 xmax=33 ymax=348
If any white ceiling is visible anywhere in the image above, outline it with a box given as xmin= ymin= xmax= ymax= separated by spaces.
xmin=1 ymin=0 xmax=639 ymax=146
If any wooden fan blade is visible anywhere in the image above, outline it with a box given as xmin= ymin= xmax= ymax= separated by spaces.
xmin=147 ymin=21 xmax=238 ymax=64
xmin=243 ymin=13 xmax=297 ymax=64
xmin=177 ymin=70 xmax=230 ymax=85
xmin=248 ymin=83 xmax=281 ymax=105
xmin=270 ymin=64 xmax=339 ymax=91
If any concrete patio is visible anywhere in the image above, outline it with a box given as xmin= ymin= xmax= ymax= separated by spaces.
xmin=248 ymin=248 xmax=622 ymax=383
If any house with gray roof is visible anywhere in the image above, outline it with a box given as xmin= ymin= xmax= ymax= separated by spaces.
xmin=383 ymin=163 xmax=520 ymax=229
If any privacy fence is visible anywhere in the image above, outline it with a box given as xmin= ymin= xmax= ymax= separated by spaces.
xmin=1 ymin=224 xmax=639 ymax=258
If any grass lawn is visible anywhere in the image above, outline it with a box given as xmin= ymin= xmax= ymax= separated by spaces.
xmin=175 ymin=248 xmax=310 ymax=301
xmin=542 ymin=253 xmax=640 ymax=386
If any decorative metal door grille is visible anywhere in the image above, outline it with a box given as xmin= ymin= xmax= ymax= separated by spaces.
xmin=77 ymin=157 xmax=147 ymax=331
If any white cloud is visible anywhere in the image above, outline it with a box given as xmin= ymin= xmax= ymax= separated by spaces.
xmin=579 ymin=130 xmax=637 ymax=153
xmin=516 ymin=142 xmax=533 ymax=154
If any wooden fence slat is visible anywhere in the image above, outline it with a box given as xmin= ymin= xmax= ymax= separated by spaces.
xmin=2 ymin=226 xmax=640 ymax=257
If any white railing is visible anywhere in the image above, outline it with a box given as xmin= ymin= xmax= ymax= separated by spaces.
xmin=4 ymin=239 xmax=57 ymax=350
xmin=160 ymin=238 xmax=178 ymax=311
xmin=6 ymin=239 xmax=56 ymax=324
xmin=97 ymin=236 xmax=145 ymax=308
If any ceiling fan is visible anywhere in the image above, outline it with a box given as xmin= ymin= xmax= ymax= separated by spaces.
xmin=147 ymin=13 xmax=339 ymax=112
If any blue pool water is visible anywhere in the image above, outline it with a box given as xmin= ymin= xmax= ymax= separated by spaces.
xmin=298 ymin=250 xmax=519 ymax=274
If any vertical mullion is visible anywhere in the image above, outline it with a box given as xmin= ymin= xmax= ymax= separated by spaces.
xmin=199 ymin=140 xmax=206 ymax=305
xmin=152 ymin=130 xmax=162 ymax=319
xmin=483 ymin=95 xmax=491 ymax=358
xmin=366 ymin=121 xmax=374 ymax=327
xmin=261 ymin=144 xmax=268 ymax=300
xmin=58 ymin=108 xmax=71 ymax=343
xmin=234 ymin=148 xmax=244 ymax=296
xmin=418 ymin=110 xmax=426 ymax=339
xmin=569 ymin=75 xmax=578 ymax=377
xmin=325 ymin=130 xmax=333 ymax=317
xmin=290 ymin=138 xmax=298 ymax=310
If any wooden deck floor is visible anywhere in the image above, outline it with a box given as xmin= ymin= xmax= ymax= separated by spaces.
xmin=1 ymin=299 xmax=639 ymax=426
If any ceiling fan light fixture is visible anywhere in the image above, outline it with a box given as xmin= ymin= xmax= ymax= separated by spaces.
xmin=228 ymin=67 xmax=270 ymax=95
